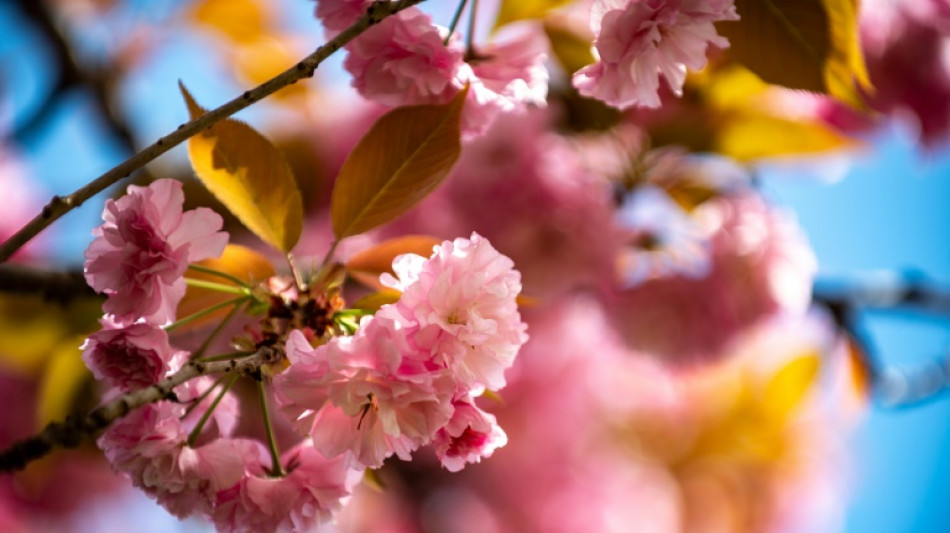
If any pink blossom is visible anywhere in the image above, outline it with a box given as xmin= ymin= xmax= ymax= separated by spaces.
xmin=213 ymin=442 xmax=361 ymax=533
xmin=81 ymin=320 xmax=186 ymax=391
xmin=344 ymin=8 xmax=464 ymax=107
xmin=314 ymin=0 xmax=371 ymax=37
xmin=342 ymin=10 xmax=548 ymax=138
xmin=84 ymin=178 xmax=228 ymax=326
xmin=458 ymin=24 xmax=549 ymax=137
xmin=603 ymin=192 xmax=817 ymax=365
xmin=98 ymin=402 xmax=250 ymax=518
xmin=382 ymin=232 xmax=529 ymax=391
xmin=573 ymin=0 xmax=738 ymax=109
xmin=432 ymin=396 xmax=507 ymax=472
xmin=858 ymin=0 xmax=950 ymax=146
xmin=275 ymin=327 xmax=455 ymax=468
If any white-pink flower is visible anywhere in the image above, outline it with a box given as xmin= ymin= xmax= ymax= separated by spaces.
xmin=213 ymin=442 xmax=362 ymax=533
xmin=344 ymin=8 xmax=464 ymax=108
xmin=98 ymin=402 xmax=250 ymax=518
xmin=458 ymin=23 xmax=549 ymax=138
xmin=342 ymin=9 xmax=548 ymax=138
xmin=84 ymin=178 xmax=228 ymax=326
xmin=275 ymin=327 xmax=455 ymax=469
xmin=432 ymin=396 xmax=507 ymax=472
xmin=573 ymin=0 xmax=738 ymax=109
xmin=81 ymin=320 xmax=186 ymax=391
xmin=314 ymin=0 xmax=371 ymax=37
xmin=382 ymin=232 xmax=529 ymax=391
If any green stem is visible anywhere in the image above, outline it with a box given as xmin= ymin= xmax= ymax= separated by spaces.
xmin=181 ymin=373 xmax=229 ymax=420
xmin=258 ymin=380 xmax=285 ymax=477
xmin=191 ymin=300 xmax=246 ymax=360
xmin=444 ymin=0 xmax=470 ymax=45
xmin=165 ymin=296 xmax=248 ymax=332
xmin=185 ymin=277 xmax=249 ymax=295
xmin=187 ymin=372 xmax=239 ymax=446
xmin=466 ymin=0 xmax=479 ymax=56
xmin=187 ymin=264 xmax=250 ymax=288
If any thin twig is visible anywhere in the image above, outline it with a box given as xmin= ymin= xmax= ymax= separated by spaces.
xmin=0 ymin=347 xmax=279 ymax=473
xmin=0 ymin=0 xmax=426 ymax=263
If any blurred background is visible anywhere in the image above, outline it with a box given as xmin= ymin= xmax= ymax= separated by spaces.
xmin=1 ymin=0 xmax=949 ymax=531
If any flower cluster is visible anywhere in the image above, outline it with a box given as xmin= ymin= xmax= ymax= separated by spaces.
xmin=275 ymin=233 xmax=527 ymax=470
xmin=80 ymin=178 xmax=525 ymax=532
xmin=574 ymin=0 xmax=739 ymax=109
xmin=316 ymin=1 xmax=548 ymax=138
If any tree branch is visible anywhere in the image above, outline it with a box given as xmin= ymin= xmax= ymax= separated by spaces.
xmin=0 ymin=0 xmax=425 ymax=263
xmin=0 ymin=264 xmax=97 ymax=303
xmin=0 ymin=347 xmax=280 ymax=473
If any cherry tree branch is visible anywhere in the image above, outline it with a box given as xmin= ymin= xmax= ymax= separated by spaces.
xmin=0 ymin=347 xmax=280 ymax=473
xmin=0 ymin=265 xmax=96 ymax=303
xmin=0 ymin=0 xmax=425 ymax=263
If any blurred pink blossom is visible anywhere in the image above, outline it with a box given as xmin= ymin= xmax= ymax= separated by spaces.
xmin=574 ymin=0 xmax=738 ymax=109
xmin=83 ymin=179 xmax=228 ymax=326
xmin=213 ymin=442 xmax=361 ymax=533
xmin=603 ymin=192 xmax=817 ymax=365
xmin=313 ymin=0 xmax=370 ymax=37
xmin=81 ymin=320 xmax=185 ymax=391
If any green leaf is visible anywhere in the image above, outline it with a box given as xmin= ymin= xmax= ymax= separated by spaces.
xmin=349 ymin=290 xmax=402 ymax=312
xmin=716 ymin=0 xmax=870 ymax=108
xmin=180 ymin=82 xmax=304 ymax=252
xmin=331 ymin=89 xmax=467 ymax=239
xmin=494 ymin=0 xmax=573 ymax=30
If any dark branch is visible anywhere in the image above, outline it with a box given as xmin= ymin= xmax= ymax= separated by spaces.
xmin=0 ymin=265 xmax=97 ymax=303
xmin=0 ymin=348 xmax=278 ymax=473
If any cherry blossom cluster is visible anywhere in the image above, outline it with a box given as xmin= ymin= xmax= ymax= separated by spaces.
xmin=315 ymin=0 xmax=549 ymax=137
xmin=274 ymin=233 xmax=526 ymax=470
xmin=314 ymin=0 xmax=739 ymax=119
xmin=79 ymin=179 xmax=526 ymax=531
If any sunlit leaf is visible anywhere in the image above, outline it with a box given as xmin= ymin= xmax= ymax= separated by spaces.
xmin=645 ymin=65 xmax=856 ymax=160
xmin=762 ymin=352 xmax=821 ymax=420
xmin=180 ymin=82 xmax=304 ymax=252
xmin=233 ymin=38 xmax=307 ymax=100
xmin=716 ymin=112 xmax=854 ymax=160
xmin=331 ymin=89 xmax=467 ymax=239
xmin=178 ymin=244 xmax=276 ymax=327
xmin=494 ymin=0 xmax=573 ymax=30
xmin=36 ymin=334 xmax=91 ymax=427
xmin=716 ymin=0 xmax=870 ymax=107
xmin=0 ymin=295 xmax=99 ymax=376
xmin=346 ymin=236 xmax=441 ymax=276
xmin=542 ymin=19 xmax=595 ymax=74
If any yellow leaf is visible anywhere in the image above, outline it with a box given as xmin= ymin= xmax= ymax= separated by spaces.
xmin=178 ymin=244 xmax=276 ymax=327
xmin=189 ymin=0 xmax=268 ymax=44
xmin=349 ymin=290 xmax=402 ymax=312
xmin=762 ymin=352 xmax=821 ymax=420
xmin=717 ymin=0 xmax=871 ymax=108
xmin=543 ymin=19 xmax=595 ymax=74
xmin=331 ymin=89 xmax=467 ymax=239
xmin=716 ymin=111 xmax=855 ymax=161
xmin=180 ymin=82 xmax=304 ymax=253
xmin=494 ymin=0 xmax=573 ymax=30
xmin=36 ymin=334 xmax=91 ymax=427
